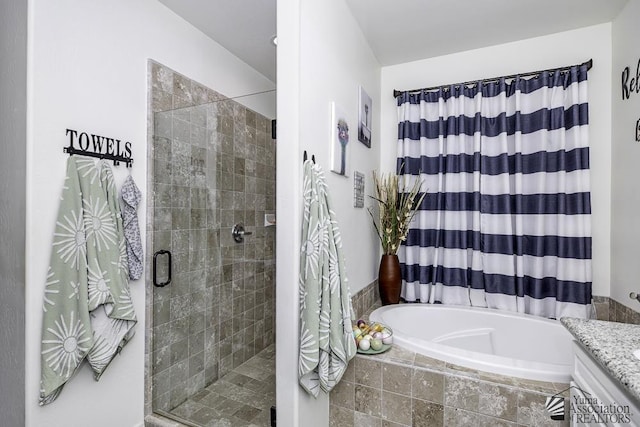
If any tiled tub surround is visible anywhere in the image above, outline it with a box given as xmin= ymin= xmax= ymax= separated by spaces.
xmin=146 ymin=61 xmax=276 ymax=420
xmin=332 ymin=296 xmax=572 ymax=427
xmin=330 ymin=346 xmax=570 ymax=427
xmin=331 ymin=293 xmax=640 ymax=426
xmin=561 ymin=318 xmax=640 ymax=404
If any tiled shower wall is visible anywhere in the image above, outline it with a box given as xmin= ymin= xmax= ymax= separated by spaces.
xmin=146 ymin=61 xmax=276 ymax=413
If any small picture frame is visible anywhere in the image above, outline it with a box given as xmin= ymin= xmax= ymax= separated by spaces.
xmin=358 ymin=86 xmax=372 ymax=148
xmin=330 ymin=102 xmax=350 ymax=177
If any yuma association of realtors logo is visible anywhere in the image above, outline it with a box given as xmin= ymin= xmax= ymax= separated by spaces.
xmin=545 ymin=394 xmax=566 ymax=420
xmin=545 ymin=386 xmax=633 ymax=424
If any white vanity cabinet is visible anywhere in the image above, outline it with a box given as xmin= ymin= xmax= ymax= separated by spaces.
xmin=571 ymin=342 xmax=640 ymax=426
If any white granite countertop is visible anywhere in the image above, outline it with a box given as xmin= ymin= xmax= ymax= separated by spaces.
xmin=561 ymin=317 xmax=640 ymax=404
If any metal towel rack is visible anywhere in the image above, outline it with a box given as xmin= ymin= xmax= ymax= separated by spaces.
xmin=63 ymin=128 xmax=134 ymax=167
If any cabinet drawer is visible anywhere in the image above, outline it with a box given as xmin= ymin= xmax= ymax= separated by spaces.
xmin=572 ymin=342 xmax=639 ymax=426
xmin=570 ymin=380 xmax=606 ymax=427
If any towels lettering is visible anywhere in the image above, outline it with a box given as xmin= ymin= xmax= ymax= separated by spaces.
xmin=66 ymin=128 xmax=132 ymax=159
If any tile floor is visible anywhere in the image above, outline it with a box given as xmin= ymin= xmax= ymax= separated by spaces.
xmin=168 ymin=344 xmax=275 ymax=426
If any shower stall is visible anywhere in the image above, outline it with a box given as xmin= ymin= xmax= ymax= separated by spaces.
xmin=147 ymin=63 xmax=276 ymax=426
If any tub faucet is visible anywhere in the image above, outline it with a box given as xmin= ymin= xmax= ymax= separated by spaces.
xmin=629 ymin=292 xmax=640 ymax=303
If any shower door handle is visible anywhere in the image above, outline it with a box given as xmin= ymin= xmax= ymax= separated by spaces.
xmin=153 ymin=250 xmax=172 ymax=287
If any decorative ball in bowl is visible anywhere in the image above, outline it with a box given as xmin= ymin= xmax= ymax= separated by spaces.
xmin=353 ymin=319 xmax=393 ymax=354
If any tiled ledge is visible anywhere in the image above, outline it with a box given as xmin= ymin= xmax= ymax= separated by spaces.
xmin=356 ymin=345 xmax=567 ymax=394
xmin=592 ymin=296 xmax=640 ymax=324
xmin=145 ymin=413 xmax=184 ymax=427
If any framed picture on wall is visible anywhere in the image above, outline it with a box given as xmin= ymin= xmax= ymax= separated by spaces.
xmin=330 ymin=102 xmax=350 ymax=177
xmin=358 ymin=86 xmax=372 ymax=148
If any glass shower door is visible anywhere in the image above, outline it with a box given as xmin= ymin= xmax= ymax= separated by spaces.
xmin=149 ymin=86 xmax=276 ymax=426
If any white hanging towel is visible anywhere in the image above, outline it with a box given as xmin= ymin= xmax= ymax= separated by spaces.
xmin=39 ymin=157 xmax=137 ymax=405
xmin=298 ymin=159 xmax=356 ymax=397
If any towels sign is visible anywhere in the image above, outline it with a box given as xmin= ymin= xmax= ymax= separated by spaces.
xmin=65 ymin=128 xmax=132 ymax=159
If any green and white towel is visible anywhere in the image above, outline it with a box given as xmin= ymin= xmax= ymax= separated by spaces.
xmin=40 ymin=157 xmax=137 ymax=405
xmin=298 ymin=159 xmax=356 ymax=397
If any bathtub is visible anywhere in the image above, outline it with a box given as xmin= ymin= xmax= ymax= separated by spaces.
xmin=369 ymin=304 xmax=574 ymax=383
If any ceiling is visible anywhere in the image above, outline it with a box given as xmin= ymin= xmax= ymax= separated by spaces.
xmin=158 ymin=0 xmax=277 ymax=82
xmin=159 ymin=0 xmax=628 ymax=83
xmin=345 ymin=0 xmax=628 ymax=66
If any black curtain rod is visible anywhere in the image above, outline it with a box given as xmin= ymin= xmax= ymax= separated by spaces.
xmin=393 ymin=59 xmax=593 ymax=98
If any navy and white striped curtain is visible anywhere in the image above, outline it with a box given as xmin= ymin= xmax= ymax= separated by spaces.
xmin=397 ymin=64 xmax=592 ymax=319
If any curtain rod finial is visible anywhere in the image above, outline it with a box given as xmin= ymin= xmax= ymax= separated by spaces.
xmin=584 ymin=59 xmax=593 ymax=70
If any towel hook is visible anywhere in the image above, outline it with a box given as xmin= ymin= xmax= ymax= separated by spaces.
xmin=303 ymin=150 xmax=316 ymax=164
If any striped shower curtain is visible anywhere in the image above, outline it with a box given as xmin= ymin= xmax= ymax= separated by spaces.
xmin=397 ymin=63 xmax=592 ymax=319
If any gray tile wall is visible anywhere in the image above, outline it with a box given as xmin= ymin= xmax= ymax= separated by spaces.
xmin=147 ymin=62 xmax=276 ymax=413
xmin=351 ymin=279 xmax=380 ymax=320
xmin=592 ymin=295 xmax=640 ymax=324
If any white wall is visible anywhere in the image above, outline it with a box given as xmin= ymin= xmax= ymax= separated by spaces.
xmin=275 ymin=0 xmax=302 ymax=424
xmin=276 ymin=0 xmax=381 ymax=425
xmin=611 ymin=0 xmax=640 ymax=309
xmin=1 ymin=1 xmax=27 ymax=426
xmin=25 ymin=1 xmax=275 ymax=426
xmin=299 ymin=0 xmax=382 ymax=295
xmin=381 ymin=24 xmax=613 ymax=299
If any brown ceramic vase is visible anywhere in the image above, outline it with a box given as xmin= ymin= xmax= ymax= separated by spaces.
xmin=378 ymin=254 xmax=402 ymax=305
